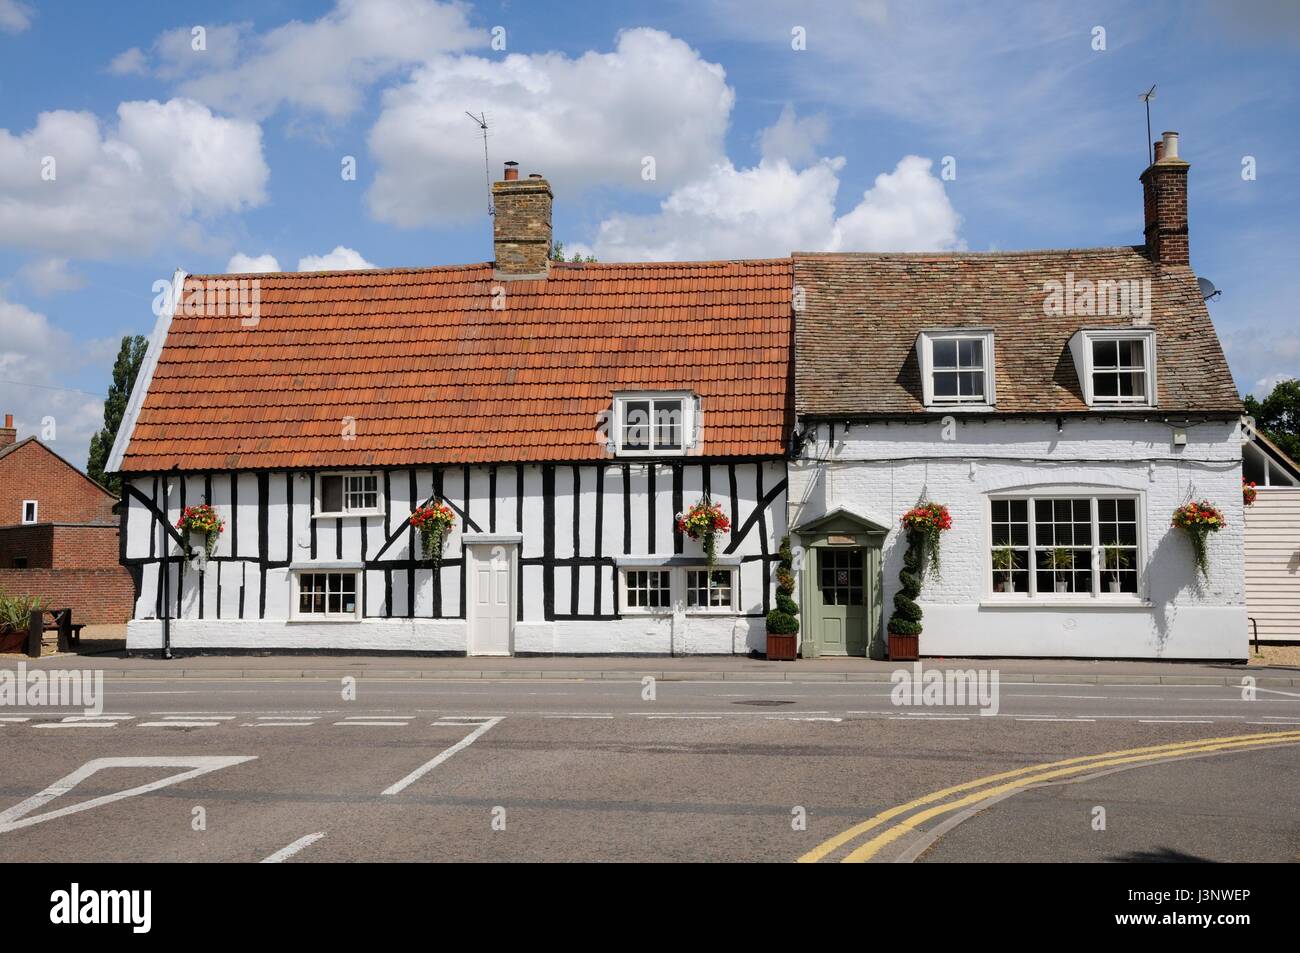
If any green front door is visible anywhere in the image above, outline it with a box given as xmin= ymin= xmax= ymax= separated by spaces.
xmin=815 ymin=547 xmax=868 ymax=657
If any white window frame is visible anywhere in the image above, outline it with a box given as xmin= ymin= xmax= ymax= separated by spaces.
xmin=290 ymin=568 xmax=362 ymax=621
xmin=21 ymin=500 xmax=38 ymax=524
xmin=984 ymin=490 xmax=1145 ymax=602
xmin=1071 ymin=328 xmax=1157 ymax=407
xmin=612 ymin=391 xmax=697 ymax=457
xmin=683 ymin=565 xmax=739 ymax=614
xmin=314 ymin=471 xmax=384 ymax=518
xmin=917 ymin=330 xmax=996 ymax=408
xmin=618 ymin=564 xmax=742 ymax=615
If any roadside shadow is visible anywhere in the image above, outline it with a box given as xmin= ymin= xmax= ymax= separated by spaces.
xmin=1109 ymin=847 xmax=1216 ymax=863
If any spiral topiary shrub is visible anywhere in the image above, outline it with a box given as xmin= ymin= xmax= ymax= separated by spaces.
xmin=887 ymin=531 xmax=925 ymax=637
xmin=766 ymin=536 xmax=800 ymax=637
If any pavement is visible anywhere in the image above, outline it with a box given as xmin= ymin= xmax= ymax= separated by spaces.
xmin=7 ymin=650 xmax=1300 ymax=685
xmin=1 ymin=668 xmax=1298 ymax=862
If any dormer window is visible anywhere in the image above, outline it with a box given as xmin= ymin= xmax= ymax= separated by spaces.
xmin=1072 ymin=329 xmax=1156 ymax=407
xmin=917 ymin=330 xmax=995 ymax=407
xmin=613 ymin=392 xmax=696 ymax=456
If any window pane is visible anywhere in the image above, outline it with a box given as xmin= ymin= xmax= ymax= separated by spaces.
xmin=1094 ymin=373 xmax=1119 ymax=397
xmin=1119 ymin=338 xmax=1144 ymax=367
xmin=933 ymin=371 xmax=959 ymax=397
xmin=1092 ymin=339 xmax=1118 ymax=367
xmin=653 ymin=400 xmax=682 ymax=450
xmin=958 ymin=338 xmax=983 ymax=368
xmin=933 ymin=338 xmax=958 ymax=368
xmin=321 ymin=475 xmax=344 ymax=513
xmin=1119 ymin=371 xmax=1145 ymax=397
xmin=623 ymin=401 xmax=651 ymax=451
xmin=959 ymin=371 xmax=984 ymax=398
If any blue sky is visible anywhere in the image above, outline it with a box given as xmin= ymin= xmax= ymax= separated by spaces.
xmin=1 ymin=0 xmax=1297 ymax=471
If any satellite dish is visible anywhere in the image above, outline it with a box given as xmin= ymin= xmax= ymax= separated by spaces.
xmin=1197 ymin=277 xmax=1221 ymax=302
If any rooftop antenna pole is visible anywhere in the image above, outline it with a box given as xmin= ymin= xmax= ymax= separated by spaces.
xmin=465 ymin=110 xmax=493 ymax=216
xmin=1140 ymin=84 xmax=1157 ymax=165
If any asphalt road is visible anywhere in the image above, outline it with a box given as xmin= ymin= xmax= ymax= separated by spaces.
xmin=1 ymin=677 xmax=1298 ymax=862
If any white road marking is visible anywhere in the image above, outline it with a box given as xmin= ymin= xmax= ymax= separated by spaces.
xmin=382 ymin=717 xmax=503 ymax=796
xmin=646 ymin=715 xmax=722 ymax=720
xmin=257 ymin=715 xmax=317 ymax=720
xmin=260 ymin=832 xmax=326 ymax=864
xmin=890 ymin=716 xmax=970 ymax=721
xmin=1015 ymin=717 xmax=1092 ymax=723
xmin=766 ymin=716 xmax=843 ymax=722
xmin=1138 ymin=719 xmax=1214 ymax=724
xmin=1256 ymin=687 xmax=1300 ymax=699
xmin=155 ymin=713 xmax=235 ymax=719
xmin=0 ymin=716 xmax=30 ymax=723
xmin=138 ymin=721 xmax=223 ymax=728
xmin=0 ymin=756 xmax=256 ymax=834
xmin=334 ymin=721 xmax=410 ymax=727
xmin=543 ymin=714 xmax=614 ymax=719
xmin=1248 ymin=720 xmax=1300 ymax=725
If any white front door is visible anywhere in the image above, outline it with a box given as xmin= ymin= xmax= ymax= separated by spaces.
xmin=467 ymin=543 xmax=514 ymax=656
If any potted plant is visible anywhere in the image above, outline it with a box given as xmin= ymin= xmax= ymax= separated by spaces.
xmin=1102 ymin=545 xmax=1130 ymax=593
xmin=1243 ymin=481 xmax=1258 ymax=507
xmin=991 ymin=546 xmax=1015 ymax=592
xmin=676 ymin=497 xmax=731 ymax=569
xmin=176 ymin=503 xmax=224 ymax=558
xmin=887 ymin=501 xmax=952 ymax=660
xmin=765 ymin=536 xmax=799 ymax=661
xmin=1171 ymin=499 xmax=1225 ymax=581
xmin=0 ymin=593 xmax=42 ymax=653
xmin=410 ymin=501 xmax=456 ymax=571
xmin=1041 ymin=547 xmax=1074 ymax=592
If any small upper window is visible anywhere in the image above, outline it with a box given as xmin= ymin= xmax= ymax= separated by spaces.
xmin=918 ymin=331 xmax=995 ymax=407
xmin=316 ymin=473 xmax=383 ymax=517
xmin=1073 ymin=329 xmax=1156 ymax=407
xmin=613 ymin=392 xmax=695 ymax=456
xmin=21 ymin=500 xmax=37 ymax=524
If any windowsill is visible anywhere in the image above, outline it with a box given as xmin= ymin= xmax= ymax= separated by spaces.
xmin=924 ymin=403 xmax=995 ymax=413
xmin=1084 ymin=403 xmax=1155 ymax=411
xmin=614 ymin=450 xmax=690 ymax=458
xmin=684 ymin=611 xmax=741 ymax=618
xmin=312 ymin=511 xmax=384 ymax=520
xmin=287 ymin=617 xmax=363 ymax=624
xmin=980 ymin=597 xmax=1152 ymax=609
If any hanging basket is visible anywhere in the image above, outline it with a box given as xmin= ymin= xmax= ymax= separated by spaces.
xmin=411 ymin=501 xmax=456 ymax=570
xmin=1171 ymin=500 xmax=1225 ymax=581
xmin=676 ymin=499 xmax=731 ymax=569
xmin=176 ymin=504 xmax=224 ymax=558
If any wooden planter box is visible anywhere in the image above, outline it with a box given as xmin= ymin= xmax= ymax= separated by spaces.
xmin=766 ymin=632 xmax=797 ymax=661
xmin=0 ymin=624 xmax=25 ymax=654
xmin=888 ymin=631 xmax=919 ymax=661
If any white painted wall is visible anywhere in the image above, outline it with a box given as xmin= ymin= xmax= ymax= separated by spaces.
xmin=124 ymin=460 xmax=786 ymax=655
xmin=790 ymin=417 xmax=1247 ymax=659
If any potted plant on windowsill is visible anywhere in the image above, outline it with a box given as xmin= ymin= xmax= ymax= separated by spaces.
xmin=1042 ymin=547 xmax=1074 ymax=593
xmin=991 ymin=546 xmax=1015 ymax=593
xmin=765 ymin=536 xmax=799 ymax=661
xmin=887 ymin=501 xmax=952 ymax=660
xmin=1102 ymin=545 xmax=1130 ymax=593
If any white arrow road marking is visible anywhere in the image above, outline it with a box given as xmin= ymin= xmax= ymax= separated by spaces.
xmin=383 ymin=717 xmax=503 ymax=796
xmin=260 ymin=832 xmax=326 ymax=863
xmin=0 ymin=756 xmax=256 ymax=835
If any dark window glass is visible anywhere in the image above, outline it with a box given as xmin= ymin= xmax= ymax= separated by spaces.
xmin=320 ymin=475 xmax=344 ymax=513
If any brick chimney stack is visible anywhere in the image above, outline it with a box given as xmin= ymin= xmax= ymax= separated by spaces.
xmin=0 ymin=414 xmax=15 ymax=448
xmin=492 ymin=161 xmax=552 ymax=277
xmin=1140 ymin=130 xmax=1190 ymax=267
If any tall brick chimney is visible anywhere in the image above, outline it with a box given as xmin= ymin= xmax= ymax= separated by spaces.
xmin=1140 ymin=130 xmax=1190 ymax=267
xmin=492 ymin=161 xmax=552 ymax=277
xmin=0 ymin=414 xmax=15 ymax=449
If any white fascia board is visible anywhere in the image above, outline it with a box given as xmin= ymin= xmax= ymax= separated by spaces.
xmin=106 ymin=268 xmax=186 ymax=475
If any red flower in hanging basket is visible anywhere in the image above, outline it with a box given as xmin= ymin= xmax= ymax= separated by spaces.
xmin=1243 ymin=481 xmax=1258 ymax=507
xmin=675 ymin=499 xmax=730 ymax=567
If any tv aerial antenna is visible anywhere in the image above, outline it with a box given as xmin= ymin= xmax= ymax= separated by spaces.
xmin=1140 ymin=84 xmax=1157 ymax=165
xmin=465 ymin=110 xmax=493 ymax=216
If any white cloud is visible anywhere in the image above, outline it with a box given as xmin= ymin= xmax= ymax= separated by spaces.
xmin=296 ymin=246 xmax=376 ymax=271
xmin=0 ymin=294 xmax=112 ymax=471
xmin=107 ymin=47 xmax=148 ymax=76
xmin=18 ymin=257 xmax=85 ymax=295
xmin=367 ymin=28 xmax=735 ymax=226
xmin=1253 ymin=373 xmax=1296 ymax=398
xmin=141 ymin=0 xmax=480 ymax=119
xmin=226 ymin=252 xmax=282 ymax=274
xmin=0 ymin=0 xmax=32 ymax=34
xmin=576 ymin=154 xmax=961 ymax=262
xmin=0 ymin=98 xmax=269 ymax=258
xmin=758 ymin=104 xmax=830 ymax=166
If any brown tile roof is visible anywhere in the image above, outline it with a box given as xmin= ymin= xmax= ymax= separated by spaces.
xmin=794 ymin=247 xmax=1242 ymax=417
xmin=119 ymin=260 xmax=793 ymax=472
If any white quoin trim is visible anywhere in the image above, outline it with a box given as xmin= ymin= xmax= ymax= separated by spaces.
xmin=106 ymin=268 xmax=186 ymax=475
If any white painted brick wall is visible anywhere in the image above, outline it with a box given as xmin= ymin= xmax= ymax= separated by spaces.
xmin=790 ymin=417 xmax=1247 ymax=659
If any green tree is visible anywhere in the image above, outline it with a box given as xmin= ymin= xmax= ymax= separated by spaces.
xmin=1244 ymin=378 xmax=1300 ymax=461
xmin=86 ymin=335 xmax=148 ymax=494
xmin=549 ymin=241 xmax=596 ymax=263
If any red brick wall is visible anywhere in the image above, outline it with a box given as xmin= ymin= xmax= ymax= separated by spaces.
xmin=50 ymin=524 xmax=121 ymax=568
xmin=0 ymin=524 xmax=54 ymax=568
xmin=0 ymin=441 xmax=117 ymax=526
xmin=0 ymin=567 xmax=134 ymax=624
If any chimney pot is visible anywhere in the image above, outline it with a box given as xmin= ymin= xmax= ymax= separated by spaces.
xmin=3 ymin=414 xmax=11 ymax=428
xmin=1161 ymin=130 xmax=1179 ymax=160
xmin=0 ymin=413 xmax=14 ymax=449
xmin=503 ymin=161 xmax=519 ymax=181
xmin=1152 ymin=139 xmax=1164 ymax=162
xmin=528 ymin=173 xmax=543 ymax=179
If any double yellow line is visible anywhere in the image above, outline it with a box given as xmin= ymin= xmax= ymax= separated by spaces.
xmin=798 ymin=728 xmax=1300 ymax=864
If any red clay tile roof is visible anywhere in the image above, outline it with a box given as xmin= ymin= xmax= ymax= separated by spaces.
xmin=794 ymin=247 xmax=1242 ymax=417
xmin=119 ymin=260 xmax=793 ymax=472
